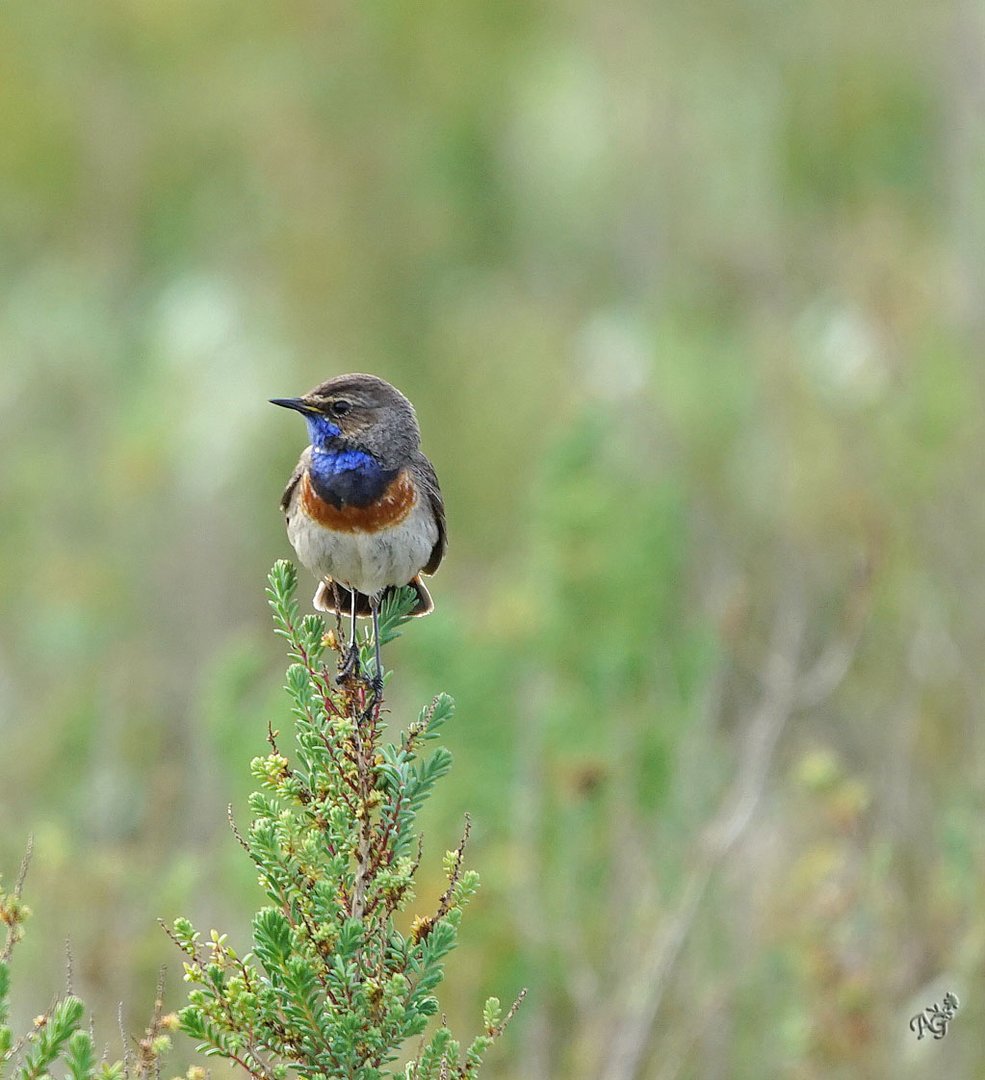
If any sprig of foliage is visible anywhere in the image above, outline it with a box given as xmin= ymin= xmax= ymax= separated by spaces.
xmin=0 ymin=845 xmax=175 ymax=1080
xmin=169 ymin=561 xmax=522 ymax=1079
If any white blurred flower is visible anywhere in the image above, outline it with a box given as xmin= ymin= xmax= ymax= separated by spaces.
xmin=153 ymin=275 xmax=292 ymax=493
xmin=574 ymin=308 xmax=650 ymax=401
xmin=798 ymin=301 xmax=888 ymax=406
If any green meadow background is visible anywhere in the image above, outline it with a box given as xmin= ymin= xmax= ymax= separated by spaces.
xmin=3 ymin=2 xmax=985 ymax=1077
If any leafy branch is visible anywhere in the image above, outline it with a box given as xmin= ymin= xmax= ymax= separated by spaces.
xmin=168 ymin=561 xmax=522 ymax=1079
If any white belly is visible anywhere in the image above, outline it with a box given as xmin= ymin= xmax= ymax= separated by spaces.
xmin=287 ymin=495 xmax=437 ymax=596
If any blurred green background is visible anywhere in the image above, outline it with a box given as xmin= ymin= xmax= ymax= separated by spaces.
xmin=3 ymin=1 xmax=985 ymax=1076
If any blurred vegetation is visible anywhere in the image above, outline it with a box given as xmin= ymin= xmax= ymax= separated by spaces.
xmin=2 ymin=0 xmax=985 ymax=1076
xmin=0 ymin=847 xmax=176 ymax=1080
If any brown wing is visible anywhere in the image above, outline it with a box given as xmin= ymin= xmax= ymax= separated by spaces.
xmin=414 ymin=451 xmax=446 ymax=575
xmin=280 ymin=456 xmax=305 ymax=514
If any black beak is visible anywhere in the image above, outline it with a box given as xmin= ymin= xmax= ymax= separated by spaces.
xmin=269 ymin=397 xmax=313 ymax=414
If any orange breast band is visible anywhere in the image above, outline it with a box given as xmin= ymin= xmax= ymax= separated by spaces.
xmin=300 ymin=469 xmax=415 ymax=533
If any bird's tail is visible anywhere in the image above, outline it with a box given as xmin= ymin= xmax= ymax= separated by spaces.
xmin=313 ymin=575 xmax=434 ymax=618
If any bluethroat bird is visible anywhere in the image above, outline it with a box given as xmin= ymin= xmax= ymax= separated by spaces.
xmin=271 ymin=373 xmax=446 ymax=687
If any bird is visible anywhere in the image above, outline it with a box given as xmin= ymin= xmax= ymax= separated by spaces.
xmin=271 ymin=373 xmax=446 ymax=686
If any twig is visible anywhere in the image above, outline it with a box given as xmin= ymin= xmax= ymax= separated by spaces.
xmin=227 ymin=804 xmax=250 ymax=853
xmin=491 ymin=987 xmax=528 ymax=1038
xmin=1 ymin=837 xmax=34 ymax=965
xmin=14 ymin=836 xmax=32 ymax=897
xmin=64 ymin=938 xmax=74 ymax=996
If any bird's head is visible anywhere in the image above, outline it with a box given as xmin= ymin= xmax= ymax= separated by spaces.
xmin=271 ymin=373 xmax=421 ymax=466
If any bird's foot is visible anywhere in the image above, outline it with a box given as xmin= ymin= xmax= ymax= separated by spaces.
xmin=361 ymin=670 xmax=385 ymax=717
xmin=336 ymin=643 xmax=361 ymax=684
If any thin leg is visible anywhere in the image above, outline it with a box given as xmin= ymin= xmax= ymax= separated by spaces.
xmin=370 ymin=594 xmax=384 ymax=695
xmin=349 ymin=586 xmax=358 ymax=650
xmin=336 ymin=586 xmax=361 ymax=682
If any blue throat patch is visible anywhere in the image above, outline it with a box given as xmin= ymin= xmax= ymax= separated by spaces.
xmin=304 ymin=415 xmax=395 ymax=509
xmin=304 ymin=414 xmax=342 ymax=445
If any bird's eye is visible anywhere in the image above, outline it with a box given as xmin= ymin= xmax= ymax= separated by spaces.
xmin=330 ymin=400 xmax=352 ymax=416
